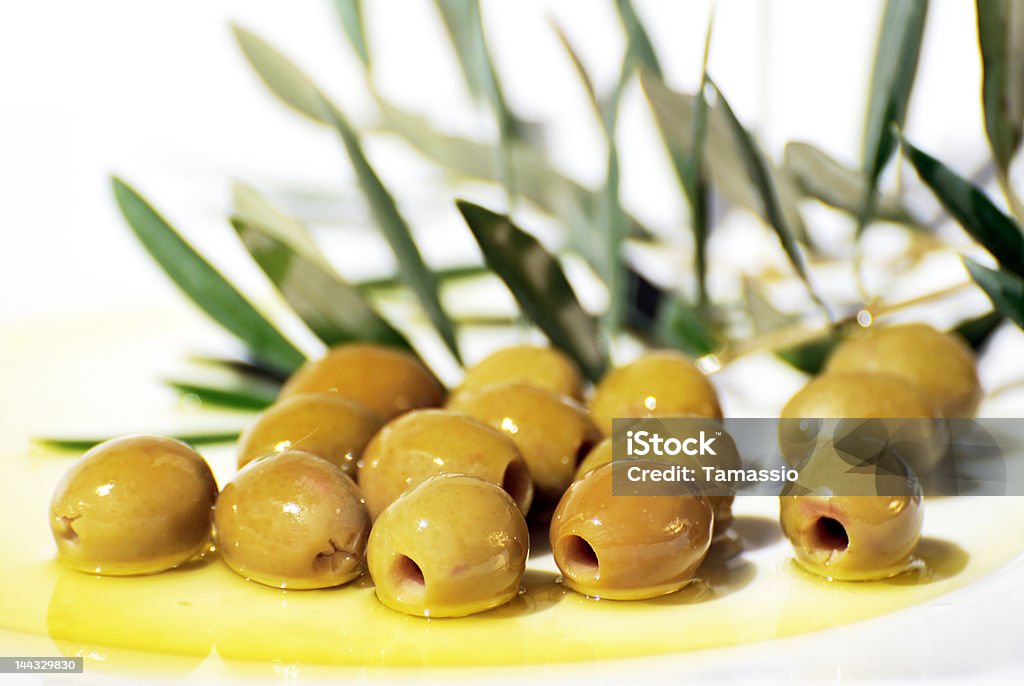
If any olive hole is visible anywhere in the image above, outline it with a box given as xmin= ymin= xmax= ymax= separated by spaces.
xmin=812 ymin=517 xmax=849 ymax=552
xmin=502 ymin=460 xmax=531 ymax=507
xmin=559 ymin=535 xmax=599 ymax=579
xmin=393 ymin=555 xmax=426 ymax=595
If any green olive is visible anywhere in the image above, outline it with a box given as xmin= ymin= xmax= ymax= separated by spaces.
xmin=573 ymin=426 xmax=737 ymax=537
xmin=454 ymin=345 xmax=584 ymax=401
xmin=280 ymin=344 xmax=445 ymax=421
xmin=214 ymin=450 xmax=370 ymax=589
xmin=779 ymin=372 xmax=946 ymax=475
xmin=825 ymin=323 xmax=981 ymax=418
xmin=780 ymin=447 xmax=924 ymax=581
xmin=357 ymin=409 xmax=533 ymax=519
xmin=367 ymin=474 xmax=529 ymax=617
xmin=551 ymin=461 xmax=713 ymax=600
xmin=589 ymin=351 xmax=722 ymax=437
xmin=237 ymin=393 xmax=382 ymax=476
xmin=447 ymin=383 xmax=600 ymax=502
xmin=49 ymin=435 xmax=218 ymax=576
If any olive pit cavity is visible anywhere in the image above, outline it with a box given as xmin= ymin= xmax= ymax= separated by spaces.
xmin=813 ymin=517 xmax=849 ymax=552
xmin=393 ymin=554 xmax=426 ymax=594
xmin=559 ymin=535 xmax=599 ymax=578
xmin=501 ymin=460 xmax=531 ymax=506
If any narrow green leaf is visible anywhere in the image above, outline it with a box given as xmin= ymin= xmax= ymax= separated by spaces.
xmin=551 ymin=23 xmax=603 ymax=126
xmin=376 ymin=99 xmax=560 ymax=210
xmin=977 ymin=0 xmax=1024 ymax=173
xmin=319 ymin=97 xmax=461 ymax=361
xmin=333 ymin=0 xmax=371 ymax=69
xmin=232 ymin=182 xmax=323 ymax=259
xmin=233 ymin=217 xmax=411 ymax=349
xmin=111 ymin=177 xmax=306 ymax=374
xmin=743 ymin=278 xmax=839 ymax=373
xmin=34 ymin=431 xmax=242 ymax=453
xmin=622 ymin=268 xmax=666 ymax=333
xmin=686 ymin=22 xmax=713 ymax=306
xmin=613 ymin=0 xmax=662 ymax=78
xmin=165 ymin=379 xmax=277 ymax=411
xmin=432 ymin=0 xmax=494 ymax=103
xmin=356 ymin=264 xmax=490 ymax=290
xmin=232 ymin=24 xmax=327 ymax=123
xmin=374 ymin=97 xmax=653 ymax=265
xmin=432 ymin=0 xmax=517 ymax=198
xmin=552 ymin=23 xmax=627 ymax=331
xmin=640 ymin=72 xmax=809 ymax=246
xmin=857 ymin=0 xmax=929 ymax=235
xmin=456 ymin=200 xmax=607 ymax=381
xmin=232 ymin=21 xmax=649 ymax=258
xmin=784 ymin=141 xmax=914 ymax=224
xmin=707 ymin=78 xmax=828 ymax=315
xmin=655 ymin=298 xmax=719 ymax=358
xmin=903 ymin=138 xmax=1024 ymax=276
xmin=777 ymin=333 xmax=843 ymax=375
xmin=187 ymin=355 xmax=288 ymax=384
xmin=952 ymin=310 xmax=1004 ymax=351
xmin=963 ymin=257 xmax=1024 ymax=328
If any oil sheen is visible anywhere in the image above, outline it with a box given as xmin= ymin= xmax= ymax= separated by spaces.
xmin=2 ymin=310 xmax=1023 ymax=677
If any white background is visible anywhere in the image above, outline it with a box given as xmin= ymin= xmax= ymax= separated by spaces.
xmin=0 ymin=0 xmax=991 ymax=323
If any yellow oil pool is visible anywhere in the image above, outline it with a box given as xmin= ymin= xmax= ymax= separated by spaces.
xmin=1 ymin=308 xmax=1022 ymax=677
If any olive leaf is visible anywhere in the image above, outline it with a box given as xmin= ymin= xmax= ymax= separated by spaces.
xmin=902 ymin=137 xmax=1024 ymax=277
xmin=707 ymin=78 xmax=829 ymax=316
xmin=952 ymin=310 xmax=1004 ymax=351
xmin=622 ymin=268 xmax=666 ymax=333
xmin=375 ymin=96 xmax=654 ymax=269
xmin=432 ymin=0 xmax=500 ymax=108
xmin=111 ymin=177 xmax=306 ymax=375
xmin=783 ymin=141 xmax=914 ymax=224
xmin=777 ymin=334 xmax=843 ymax=375
xmin=318 ymin=97 xmax=461 ymax=361
xmin=357 ymin=264 xmax=489 ymax=291
xmin=333 ymin=0 xmax=371 ymax=69
xmin=605 ymin=0 xmax=662 ymax=128
xmin=857 ymin=0 xmax=929 ymax=235
xmin=977 ymin=0 xmax=1024 ymax=177
xmin=743 ymin=278 xmax=840 ymax=374
xmin=432 ymin=0 xmax=518 ymax=198
xmin=232 ymin=182 xmax=323 ymax=260
xmin=187 ymin=355 xmax=288 ymax=384
xmin=233 ymin=217 xmax=411 ymax=350
xmin=456 ymin=200 xmax=608 ymax=381
xmin=640 ymin=72 xmax=809 ymax=246
xmin=552 ymin=22 xmax=628 ymax=331
xmin=654 ymin=297 xmax=719 ymax=358
xmin=963 ymin=257 xmax=1024 ymax=328
xmin=977 ymin=0 xmax=1024 ymax=218
xmin=682 ymin=21 xmax=712 ymax=305
xmin=613 ymin=0 xmax=662 ymax=78
xmin=232 ymin=24 xmax=327 ymax=123
xmin=34 ymin=431 xmax=242 ymax=453
xmin=165 ymin=379 xmax=278 ymax=411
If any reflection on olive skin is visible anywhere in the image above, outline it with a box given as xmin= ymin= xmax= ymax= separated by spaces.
xmin=551 ymin=461 xmax=714 ymax=600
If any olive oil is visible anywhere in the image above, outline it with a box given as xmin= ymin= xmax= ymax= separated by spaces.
xmin=2 ymin=310 xmax=1021 ymax=677
xmin=4 ymin=444 xmax=1021 ymax=671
